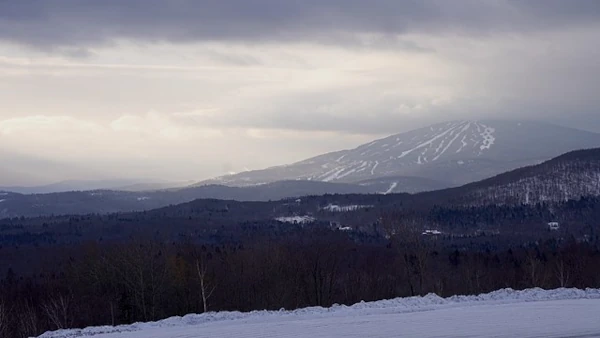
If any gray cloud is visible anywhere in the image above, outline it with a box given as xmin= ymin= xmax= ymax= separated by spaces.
xmin=1 ymin=0 xmax=600 ymax=184
xmin=1 ymin=0 xmax=599 ymax=49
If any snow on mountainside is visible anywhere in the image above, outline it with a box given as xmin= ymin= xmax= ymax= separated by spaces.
xmin=356 ymin=175 xmax=449 ymax=194
xmin=201 ymin=120 xmax=600 ymax=191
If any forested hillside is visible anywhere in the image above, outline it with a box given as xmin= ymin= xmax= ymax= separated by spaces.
xmin=451 ymin=148 xmax=600 ymax=205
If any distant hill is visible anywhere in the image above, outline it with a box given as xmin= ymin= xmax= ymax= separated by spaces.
xmin=2 ymin=149 xmax=600 ymax=250
xmin=0 ymin=180 xmax=379 ymax=218
xmin=0 ymin=179 xmax=195 ymax=194
xmin=2 ymin=148 xmax=599 ymax=219
xmin=428 ymin=148 xmax=600 ymax=206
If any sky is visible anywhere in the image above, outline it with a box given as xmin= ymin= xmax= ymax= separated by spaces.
xmin=1 ymin=0 xmax=600 ymax=185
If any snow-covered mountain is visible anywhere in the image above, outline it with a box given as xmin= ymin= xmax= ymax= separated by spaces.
xmin=201 ymin=120 xmax=600 ymax=191
xmin=451 ymin=148 xmax=600 ymax=206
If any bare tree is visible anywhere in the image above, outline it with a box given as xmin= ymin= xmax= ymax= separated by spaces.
xmin=196 ymin=255 xmax=216 ymax=313
xmin=554 ymin=253 xmax=570 ymax=287
xmin=43 ymin=294 xmax=72 ymax=330
xmin=525 ymin=250 xmax=539 ymax=287
xmin=403 ymin=247 xmax=430 ymax=296
xmin=386 ymin=216 xmax=432 ymax=296
xmin=103 ymin=241 xmax=169 ymax=322
xmin=524 ymin=250 xmax=548 ymax=288
xmin=0 ymin=301 xmax=7 ymax=338
xmin=18 ymin=302 xmax=39 ymax=338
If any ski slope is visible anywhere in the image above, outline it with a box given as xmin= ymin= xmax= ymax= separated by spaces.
xmin=39 ymin=288 xmax=600 ymax=338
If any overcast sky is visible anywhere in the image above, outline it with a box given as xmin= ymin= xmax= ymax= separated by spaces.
xmin=1 ymin=0 xmax=599 ymax=185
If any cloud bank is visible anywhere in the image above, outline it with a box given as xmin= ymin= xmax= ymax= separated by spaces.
xmin=0 ymin=0 xmax=599 ymax=184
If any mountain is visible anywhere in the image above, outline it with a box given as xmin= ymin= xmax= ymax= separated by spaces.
xmin=2 ymin=146 xmax=599 ymax=219
xmin=201 ymin=120 xmax=600 ymax=191
xmin=4 ymin=149 xmax=600 ymax=248
xmin=355 ymin=176 xmax=449 ymax=194
xmin=0 ymin=180 xmax=383 ymax=218
xmin=0 ymin=179 xmax=195 ymax=194
xmin=2 ymin=148 xmax=600 ymax=245
xmin=440 ymin=148 xmax=600 ymax=206
xmin=111 ymin=180 xmax=196 ymax=192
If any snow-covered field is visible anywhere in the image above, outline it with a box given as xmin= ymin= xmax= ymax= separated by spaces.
xmin=39 ymin=288 xmax=600 ymax=338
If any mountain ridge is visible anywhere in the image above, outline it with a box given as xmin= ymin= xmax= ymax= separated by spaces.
xmin=2 ymin=147 xmax=599 ymax=218
xmin=200 ymin=120 xmax=600 ymax=189
xmin=446 ymin=147 xmax=600 ymax=206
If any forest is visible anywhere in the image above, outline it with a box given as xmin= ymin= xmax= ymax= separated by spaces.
xmin=1 ymin=193 xmax=600 ymax=337
xmin=1 ymin=221 xmax=600 ymax=337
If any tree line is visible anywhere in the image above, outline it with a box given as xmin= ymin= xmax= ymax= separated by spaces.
xmin=1 ymin=228 xmax=599 ymax=338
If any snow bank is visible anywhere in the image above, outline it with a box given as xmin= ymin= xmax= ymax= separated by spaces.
xmin=38 ymin=287 xmax=600 ymax=338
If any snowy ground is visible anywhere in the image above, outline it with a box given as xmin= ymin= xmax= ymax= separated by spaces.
xmin=39 ymin=288 xmax=600 ymax=338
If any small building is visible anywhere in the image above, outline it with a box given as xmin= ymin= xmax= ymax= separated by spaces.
xmin=422 ymin=229 xmax=442 ymax=236
xmin=329 ymin=221 xmax=352 ymax=231
xmin=548 ymin=222 xmax=560 ymax=231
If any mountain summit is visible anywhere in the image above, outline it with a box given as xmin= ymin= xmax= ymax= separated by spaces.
xmin=201 ymin=120 xmax=600 ymax=192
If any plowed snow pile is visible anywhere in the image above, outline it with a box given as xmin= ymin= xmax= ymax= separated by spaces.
xmin=39 ymin=287 xmax=600 ymax=338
